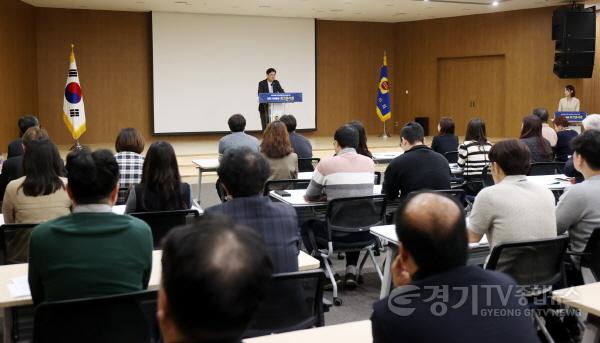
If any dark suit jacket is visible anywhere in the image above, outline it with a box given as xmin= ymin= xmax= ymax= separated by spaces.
xmin=371 ymin=265 xmax=540 ymax=343
xmin=205 ymin=195 xmax=299 ymax=273
xmin=0 ymin=155 xmax=24 ymax=198
xmin=565 ymin=157 xmax=584 ymax=183
xmin=7 ymin=138 xmax=23 ymax=159
xmin=257 ymin=79 xmax=284 ymax=114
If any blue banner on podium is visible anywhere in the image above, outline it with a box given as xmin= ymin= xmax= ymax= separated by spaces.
xmin=258 ymin=92 xmax=303 ymax=104
xmin=555 ymin=111 xmax=587 ymax=122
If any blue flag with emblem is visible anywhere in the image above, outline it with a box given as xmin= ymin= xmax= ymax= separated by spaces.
xmin=376 ymin=52 xmax=391 ymax=122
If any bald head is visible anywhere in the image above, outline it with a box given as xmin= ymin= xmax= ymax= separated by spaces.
xmin=396 ymin=192 xmax=468 ymax=277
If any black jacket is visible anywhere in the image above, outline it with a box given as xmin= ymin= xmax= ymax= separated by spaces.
xmin=257 ymin=79 xmax=284 ymax=114
xmin=7 ymin=138 xmax=23 ymax=159
xmin=431 ymin=134 xmax=459 ymax=159
xmin=0 ymin=155 xmax=24 ymax=198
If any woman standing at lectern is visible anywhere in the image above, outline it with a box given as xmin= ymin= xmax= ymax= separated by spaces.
xmin=558 ymin=85 xmax=580 ymax=112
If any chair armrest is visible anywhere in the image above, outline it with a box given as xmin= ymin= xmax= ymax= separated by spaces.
xmin=565 ymin=250 xmax=590 ymax=257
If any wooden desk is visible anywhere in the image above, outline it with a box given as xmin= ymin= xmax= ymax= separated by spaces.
xmin=192 ymin=158 xmax=220 ymax=197
xmin=553 ymin=282 xmax=600 ymax=342
xmin=245 ymin=320 xmax=371 ymax=343
xmin=0 ymin=250 xmax=319 ymax=309
xmin=269 ymin=185 xmax=384 ymax=208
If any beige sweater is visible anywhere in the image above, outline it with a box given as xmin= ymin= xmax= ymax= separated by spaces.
xmin=263 ymin=153 xmax=298 ymax=182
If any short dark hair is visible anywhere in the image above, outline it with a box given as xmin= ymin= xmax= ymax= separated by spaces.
xmin=218 ymin=147 xmax=270 ymax=197
xmin=228 ymin=114 xmax=246 ymax=132
xmin=532 ymin=108 xmax=549 ymax=123
xmin=66 ymin=149 xmax=119 ymax=204
xmin=333 ymin=124 xmax=359 ymax=149
xmin=553 ymin=116 xmax=570 ymax=128
xmin=21 ymin=139 xmax=65 ymax=197
xmin=395 ymin=192 xmax=467 ymax=277
xmin=161 ymin=214 xmax=273 ymax=342
xmin=18 ymin=115 xmax=39 ymax=136
xmin=571 ymin=130 xmax=600 ymax=170
xmin=489 ymin=139 xmax=531 ymax=175
xmin=400 ymin=122 xmax=425 ymax=144
xmin=115 ymin=128 xmax=145 ymax=154
xmin=438 ymin=117 xmax=455 ymax=135
xmin=266 ymin=68 xmax=276 ymax=75
xmin=566 ymin=84 xmax=576 ymax=97
xmin=279 ymin=114 xmax=297 ymax=132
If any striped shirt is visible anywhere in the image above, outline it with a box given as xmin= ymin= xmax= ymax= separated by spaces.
xmin=305 ymin=148 xmax=374 ymax=201
xmin=458 ymin=140 xmax=492 ymax=177
xmin=115 ymin=151 xmax=144 ymax=203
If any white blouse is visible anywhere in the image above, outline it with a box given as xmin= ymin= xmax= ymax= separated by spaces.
xmin=558 ymin=97 xmax=580 ymax=112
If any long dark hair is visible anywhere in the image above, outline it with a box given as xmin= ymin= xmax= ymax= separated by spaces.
xmin=20 ymin=139 xmax=65 ymax=197
xmin=464 ymin=118 xmax=488 ymax=145
xmin=140 ymin=141 xmax=186 ymax=210
xmin=348 ymin=120 xmax=373 ymax=159
xmin=520 ymin=115 xmax=552 ymax=156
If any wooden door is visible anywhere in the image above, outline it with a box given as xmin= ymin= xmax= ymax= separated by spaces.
xmin=438 ymin=55 xmax=506 ymax=138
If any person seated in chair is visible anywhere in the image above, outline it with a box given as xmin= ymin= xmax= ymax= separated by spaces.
xmin=158 ymin=214 xmax=273 ymax=343
xmin=7 ymin=115 xmax=39 ymax=159
xmin=371 ymin=192 xmax=539 ymax=342
xmin=218 ymin=114 xmax=260 ymax=156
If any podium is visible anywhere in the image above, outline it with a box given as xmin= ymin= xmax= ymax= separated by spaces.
xmin=258 ymin=92 xmax=303 ymax=123
xmin=555 ymin=111 xmax=587 ymax=123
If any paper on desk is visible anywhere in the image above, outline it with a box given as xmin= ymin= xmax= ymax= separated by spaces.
xmin=468 ymin=235 xmax=489 ymax=247
xmin=7 ymin=276 xmax=30 ymax=298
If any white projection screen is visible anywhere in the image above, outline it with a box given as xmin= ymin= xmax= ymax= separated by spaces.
xmin=152 ymin=12 xmax=316 ymax=133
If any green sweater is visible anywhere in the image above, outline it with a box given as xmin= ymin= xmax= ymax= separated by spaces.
xmin=28 ymin=212 xmax=153 ymax=305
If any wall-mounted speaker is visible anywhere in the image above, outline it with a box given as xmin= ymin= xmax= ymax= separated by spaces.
xmin=552 ymin=5 xmax=596 ymax=79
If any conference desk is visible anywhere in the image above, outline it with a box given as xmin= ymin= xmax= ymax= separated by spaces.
xmin=370 ymin=224 xmax=489 ymax=299
xmin=372 ymin=151 xmax=402 ymax=163
xmin=0 ymin=250 xmax=320 ymax=309
xmin=246 ymin=320 xmax=371 ymax=343
xmin=192 ymin=158 xmax=220 ymax=197
xmin=553 ymin=282 xmax=600 ymax=342
xmin=527 ymin=174 xmax=571 ymax=191
xmin=269 ymin=185 xmax=384 ymax=208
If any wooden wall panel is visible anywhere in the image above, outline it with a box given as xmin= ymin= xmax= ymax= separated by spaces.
xmin=0 ymin=0 xmax=38 ymax=150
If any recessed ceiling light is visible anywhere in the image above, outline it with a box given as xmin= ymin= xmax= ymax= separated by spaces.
xmin=492 ymin=1 xmax=499 ymax=6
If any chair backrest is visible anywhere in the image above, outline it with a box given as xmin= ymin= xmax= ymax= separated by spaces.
xmin=374 ymin=171 xmax=382 ymax=185
xmin=298 ymin=158 xmax=320 ymax=173
xmin=33 ymin=290 xmax=159 ymax=343
xmin=326 ymin=195 xmax=386 ymax=234
xmin=263 ymin=179 xmax=311 ymax=196
xmin=485 ymin=236 xmax=569 ymax=292
xmin=0 ymin=224 xmax=38 ymax=265
xmin=444 ymin=151 xmax=459 ymax=164
xmin=482 ymin=165 xmax=494 ymax=187
xmin=130 ymin=209 xmax=200 ymax=249
xmin=528 ymin=162 xmax=566 ymax=176
xmin=116 ymin=186 xmax=131 ymax=206
xmin=580 ymin=228 xmax=600 ymax=282
xmin=244 ymin=270 xmax=325 ymax=338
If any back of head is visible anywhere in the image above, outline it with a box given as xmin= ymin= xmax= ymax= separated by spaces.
xmin=141 ymin=141 xmax=185 ymax=210
xmin=438 ymin=117 xmax=455 ymax=135
xmin=218 ymin=147 xmax=270 ymax=197
xmin=22 ymin=127 xmax=49 ymax=148
xmin=520 ymin=115 xmax=543 ymax=139
xmin=400 ymin=122 xmax=425 ymax=145
xmin=279 ymin=114 xmax=297 ymax=133
xmin=464 ymin=118 xmax=487 ymax=144
xmin=333 ymin=124 xmax=359 ymax=149
xmin=348 ymin=120 xmax=372 ymax=158
xmin=260 ymin=121 xmax=292 ymax=158
xmin=228 ymin=114 xmax=246 ymax=133
xmin=553 ymin=116 xmax=570 ymax=129
xmin=18 ymin=115 xmax=39 ymax=136
xmin=115 ymin=128 xmax=145 ymax=154
xmin=532 ymin=108 xmax=549 ymax=123
xmin=161 ymin=214 xmax=273 ymax=342
xmin=395 ymin=192 xmax=467 ymax=277
xmin=582 ymin=114 xmax=600 ymax=131
xmin=66 ymin=149 xmax=119 ymax=204
xmin=489 ymin=139 xmax=531 ymax=175
xmin=571 ymin=130 xmax=600 ymax=170
xmin=21 ymin=139 xmax=65 ymax=197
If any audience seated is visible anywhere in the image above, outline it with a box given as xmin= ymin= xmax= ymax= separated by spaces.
xmin=431 ymin=117 xmax=459 ymax=157
xmin=218 ymin=114 xmax=259 ymax=156
xmin=349 ymin=120 xmax=373 ymax=159
xmin=565 ymin=114 xmax=600 ymax=183
xmin=280 ymin=114 xmax=313 ymax=169
xmin=158 ymin=214 xmax=272 ymax=343
xmin=260 ymin=121 xmax=298 ymax=182
xmin=553 ymin=116 xmax=578 ymax=162
xmin=7 ymin=115 xmax=39 ymax=159
xmin=468 ymin=139 xmax=557 ymax=259
xmin=125 ymin=141 xmax=192 ymax=213
xmin=114 ymin=128 xmax=145 ymax=203
xmin=0 ymin=127 xmax=49 ymax=198
xmin=371 ymin=192 xmax=538 ymax=342
xmin=205 ymin=147 xmax=299 ymax=273
xmin=302 ymin=124 xmax=374 ymax=288
xmin=457 ymin=118 xmax=492 ymax=195
xmin=519 ymin=115 xmax=553 ymax=162
xmin=383 ymin=122 xmax=450 ymax=201
xmin=28 ymin=148 xmax=153 ymax=305
xmin=556 ymin=130 xmax=600 ymax=271
xmin=533 ymin=107 xmax=558 ymax=147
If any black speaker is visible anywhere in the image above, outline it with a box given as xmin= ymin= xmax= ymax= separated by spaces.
xmin=552 ymin=5 xmax=596 ymax=79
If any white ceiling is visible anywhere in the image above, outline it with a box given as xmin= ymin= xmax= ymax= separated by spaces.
xmin=22 ymin=0 xmax=570 ymax=22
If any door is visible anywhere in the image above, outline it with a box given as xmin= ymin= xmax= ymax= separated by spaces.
xmin=438 ymin=55 xmax=506 ymax=138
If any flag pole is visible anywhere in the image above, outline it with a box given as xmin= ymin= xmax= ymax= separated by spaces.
xmin=68 ymin=43 xmax=84 ymax=151
xmin=379 ymin=121 xmax=390 ymax=139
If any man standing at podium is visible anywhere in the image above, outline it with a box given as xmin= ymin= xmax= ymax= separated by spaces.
xmin=258 ymin=68 xmax=284 ymax=131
